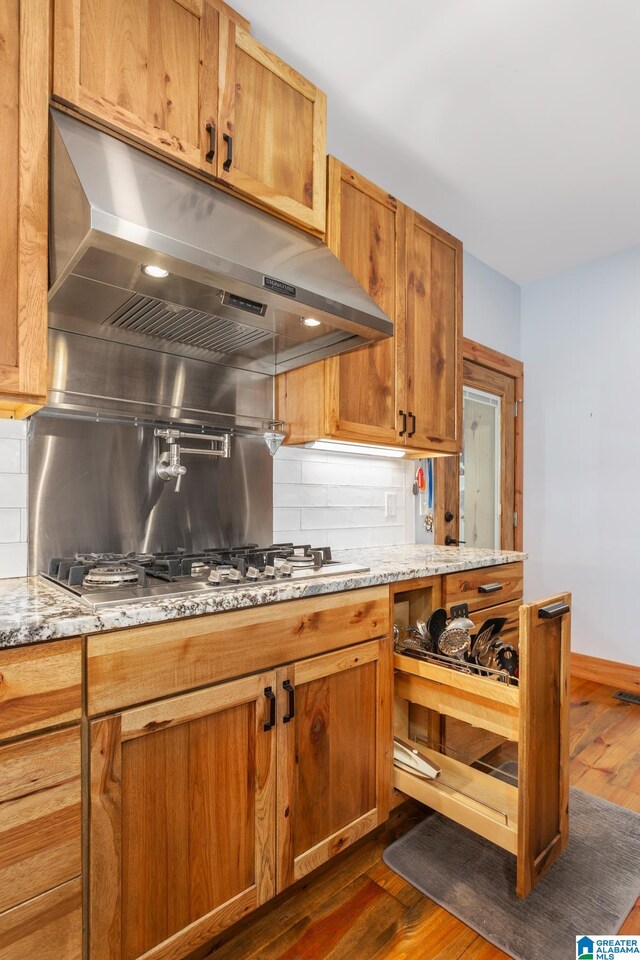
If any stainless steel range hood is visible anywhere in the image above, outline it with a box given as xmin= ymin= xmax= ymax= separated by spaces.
xmin=48 ymin=110 xmax=392 ymax=376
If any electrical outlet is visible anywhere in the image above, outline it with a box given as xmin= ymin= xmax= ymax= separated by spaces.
xmin=384 ymin=491 xmax=396 ymax=518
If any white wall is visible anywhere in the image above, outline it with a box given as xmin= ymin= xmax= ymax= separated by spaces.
xmin=0 ymin=420 xmax=28 ymax=578
xmin=274 ymin=446 xmax=415 ymax=549
xmin=463 ymin=252 xmax=522 ymax=359
xmin=522 ymin=246 xmax=640 ymax=666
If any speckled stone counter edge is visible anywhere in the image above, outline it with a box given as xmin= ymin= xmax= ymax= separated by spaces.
xmin=0 ymin=546 xmax=526 ymax=650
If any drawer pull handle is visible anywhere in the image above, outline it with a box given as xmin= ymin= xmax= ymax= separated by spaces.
xmin=205 ymin=122 xmax=216 ymax=162
xmin=282 ymin=679 xmax=295 ymax=723
xmin=538 ymin=601 xmax=570 ymax=620
xmin=478 ymin=582 xmax=503 ymax=594
xmin=263 ymin=686 xmax=276 ymax=731
xmin=399 ymin=410 xmax=407 ymax=436
xmin=408 ymin=412 xmax=416 ymax=437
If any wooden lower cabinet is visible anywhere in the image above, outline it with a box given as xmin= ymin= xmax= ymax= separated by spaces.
xmin=89 ymin=671 xmax=277 ymax=960
xmin=276 ymin=639 xmax=392 ymax=890
xmin=0 ymin=877 xmax=82 ymax=960
xmin=88 ymin=636 xmax=391 ymax=959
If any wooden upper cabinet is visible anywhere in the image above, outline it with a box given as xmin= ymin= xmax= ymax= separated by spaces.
xmin=404 ymin=209 xmax=462 ymax=453
xmin=324 ymin=159 xmax=404 ymax=444
xmin=89 ymin=672 xmax=277 ymax=960
xmin=0 ymin=0 xmax=49 ymax=418
xmin=217 ymin=21 xmax=326 ymax=232
xmin=52 ymin=0 xmax=221 ymax=172
xmin=276 ymin=158 xmax=462 ymax=455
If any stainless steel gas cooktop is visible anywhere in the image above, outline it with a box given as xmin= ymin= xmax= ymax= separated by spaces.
xmin=42 ymin=544 xmax=369 ymax=611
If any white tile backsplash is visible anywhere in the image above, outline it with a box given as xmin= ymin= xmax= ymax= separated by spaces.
xmin=0 ymin=420 xmax=28 ymax=577
xmin=274 ymin=446 xmax=415 ymax=549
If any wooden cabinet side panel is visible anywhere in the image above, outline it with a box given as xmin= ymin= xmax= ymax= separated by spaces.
xmin=0 ymin=877 xmax=82 ymax=960
xmin=275 ymin=362 xmax=328 ymax=446
xmin=517 ymin=594 xmax=571 ymax=898
xmin=86 ymin=588 xmax=389 ymax=715
xmin=0 ymin=638 xmax=82 ymax=741
xmin=0 ymin=0 xmax=49 ymax=408
xmin=0 ymin=0 xmax=19 ymax=372
xmin=0 ymin=726 xmax=81 ymax=913
xmin=89 ymin=716 xmax=122 ymax=960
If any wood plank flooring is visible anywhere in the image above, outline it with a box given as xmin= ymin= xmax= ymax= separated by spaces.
xmin=202 ymin=678 xmax=640 ymax=959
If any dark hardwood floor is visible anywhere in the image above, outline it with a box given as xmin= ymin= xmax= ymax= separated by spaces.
xmin=202 ymin=678 xmax=640 ymax=959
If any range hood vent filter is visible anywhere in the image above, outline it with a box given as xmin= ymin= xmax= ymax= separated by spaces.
xmin=103 ymin=294 xmax=273 ymax=356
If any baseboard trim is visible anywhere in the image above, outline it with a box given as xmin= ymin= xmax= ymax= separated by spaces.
xmin=571 ymin=652 xmax=640 ymax=692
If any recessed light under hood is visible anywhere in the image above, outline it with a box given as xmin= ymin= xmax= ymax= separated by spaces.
xmin=48 ymin=110 xmax=393 ymax=377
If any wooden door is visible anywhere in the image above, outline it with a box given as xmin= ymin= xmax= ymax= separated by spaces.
xmin=436 ymin=340 xmax=524 ymax=550
xmin=324 ymin=159 xmax=405 ymax=445
xmin=89 ymin=672 xmax=277 ymax=960
xmin=0 ymin=0 xmax=48 ymax=417
xmin=404 ymin=209 xmax=462 ymax=453
xmin=52 ymin=0 xmax=220 ymax=174
xmin=276 ymin=639 xmax=392 ymax=891
xmin=217 ymin=21 xmax=326 ymax=232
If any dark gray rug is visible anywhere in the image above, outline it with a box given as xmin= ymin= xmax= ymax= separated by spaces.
xmin=383 ymin=785 xmax=640 ymax=960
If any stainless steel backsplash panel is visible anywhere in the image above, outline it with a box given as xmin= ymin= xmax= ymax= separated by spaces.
xmin=28 ymin=415 xmax=273 ymax=574
xmin=47 ymin=329 xmax=274 ymax=430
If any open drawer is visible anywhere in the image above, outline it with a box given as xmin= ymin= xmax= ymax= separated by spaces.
xmin=394 ymin=593 xmax=571 ymax=899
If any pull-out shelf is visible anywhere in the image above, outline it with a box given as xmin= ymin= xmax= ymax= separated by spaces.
xmin=393 ymin=590 xmax=571 ymax=899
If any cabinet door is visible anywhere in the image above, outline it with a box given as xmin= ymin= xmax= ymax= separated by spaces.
xmin=218 ymin=21 xmax=326 ymax=232
xmin=0 ymin=0 xmax=48 ymax=417
xmin=277 ymin=639 xmax=392 ymax=891
xmin=89 ymin=672 xmax=277 ymax=960
xmin=53 ymin=0 xmax=219 ymax=174
xmin=404 ymin=209 xmax=462 ymax=453
xmin=324 ymin=159 xmax=405 ymax=445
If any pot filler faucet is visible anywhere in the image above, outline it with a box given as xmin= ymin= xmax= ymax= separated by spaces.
xmin=155 ymin=428 xmax=231 ymax=492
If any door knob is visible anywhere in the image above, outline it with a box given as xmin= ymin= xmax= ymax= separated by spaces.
xmin=444 ymin=535 xmax=465 ymax=546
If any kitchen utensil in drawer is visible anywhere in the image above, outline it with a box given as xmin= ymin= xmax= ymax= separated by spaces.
xmin=438 ymin=624 xmax=471 ymax=658
xmin=426 ymin=608 xmax=447 ymax=645
xmin=394 ymin=738 xmax=441 ymax=780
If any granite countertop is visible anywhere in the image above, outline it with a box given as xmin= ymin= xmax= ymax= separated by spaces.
xmin=0 ymin=546 xmax=526 ymax=650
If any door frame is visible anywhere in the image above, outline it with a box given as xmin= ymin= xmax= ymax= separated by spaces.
xmin=435 ymin=338 xmax=523 ymax=550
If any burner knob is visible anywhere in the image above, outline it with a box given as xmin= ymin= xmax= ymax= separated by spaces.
xmin=228 ymin=568 xmax=243 ymax=582
xmin=264 ymin=565 xmax=277 ymax=579
xmin=246 ymin=566 xmax=261 ymax=580
xmin=279 ymin=562 xmax=293 ymax=577
xmin=208 ymin=569 xmax=224 ymax=584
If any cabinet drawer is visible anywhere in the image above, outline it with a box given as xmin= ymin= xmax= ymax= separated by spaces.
xmin=0 ymin=727 xmax=81 ymax=912
xmin=443 ymin=562 xmax=523 ymax=614
xmin=87 ymin=587 xmax=389 ymax=715
xmin=0 ymin=639 xmax=82 ymax=741
xmin=0 ymin=877 xmax=82 ymax=960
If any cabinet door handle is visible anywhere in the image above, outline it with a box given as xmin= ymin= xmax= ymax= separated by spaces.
xmin=223 ymin=133 xmax=233 ymax=172
xmin=478 ymin=582 xmax=503 ymax=594
xmin=263 ymin=686 xmax=276 ymax=731
xmin=282 ymin=679 xmax=295 ymax=723
xmin=538 ymin=601 xmax=570 ymax=620
xmin=408 ymin=412 xmax=416 ymax=437
xmin=205 ymin=122 xmax=216 ymax=163
xmin=399 ymin=410 xmax=407 ymax=436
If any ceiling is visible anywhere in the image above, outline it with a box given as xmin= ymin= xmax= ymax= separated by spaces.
xmin=237 ymin=0 xmax=640 ymax=284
